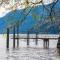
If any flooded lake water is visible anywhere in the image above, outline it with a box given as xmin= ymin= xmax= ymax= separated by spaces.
xmin=0 ymin=34 xmax=60 ymax=60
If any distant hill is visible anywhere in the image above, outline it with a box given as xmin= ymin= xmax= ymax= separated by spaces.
xmin=0 ymin=1 xmax=60 ymax=34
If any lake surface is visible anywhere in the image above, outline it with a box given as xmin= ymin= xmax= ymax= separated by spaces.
xmin=0 ymin=34 xmax=60 ymax=60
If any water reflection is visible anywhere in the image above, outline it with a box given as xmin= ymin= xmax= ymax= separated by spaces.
xmin=5 ymin=47 xmax=60 ymax=60
xmin=6 ymin=49 xmax=20 ymax=60
xmin=57 ymin=48 xmax=60 ymax=56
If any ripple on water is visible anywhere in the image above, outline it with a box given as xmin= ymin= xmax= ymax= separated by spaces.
xmin=2 ymin=47 xmax=59 ymax=60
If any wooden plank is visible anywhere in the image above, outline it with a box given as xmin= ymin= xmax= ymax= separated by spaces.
xmin=11 ymin=37 xmax=58 ymax=40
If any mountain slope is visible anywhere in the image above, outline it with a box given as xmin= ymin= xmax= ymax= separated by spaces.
xmin=0 ymin=1 xmax=60 ymax=34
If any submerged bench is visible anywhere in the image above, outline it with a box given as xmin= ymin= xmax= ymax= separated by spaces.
xmin=6 ymin=27 xmax=60 ymax=49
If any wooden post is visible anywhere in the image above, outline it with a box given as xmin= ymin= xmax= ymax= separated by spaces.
xmin=6 ymin=28 xmax=9 ymax=49
xmin=35 ymin=33 xmax=38 ymax=45
xmin=47 ymin=39 xmax=49 ymax=48
xmin=13 ymin=26 xmax=15 ymax=48
xmin=43 ymin=38 xmax=49 ymax=48
xmin=57 ymin=48 xmax=60 ymax=55
xmin=43 ymin=39 xmax=46 ymax=48
xmin=43 ymin=39 xmax=45 ymax=48
xmin=27 ymin=32 xmax=29 ymax=45
xmin=17 ymin=25 xmax=19 ymax=48
xmin=57 ymin=37 xmax=60 ymax=48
